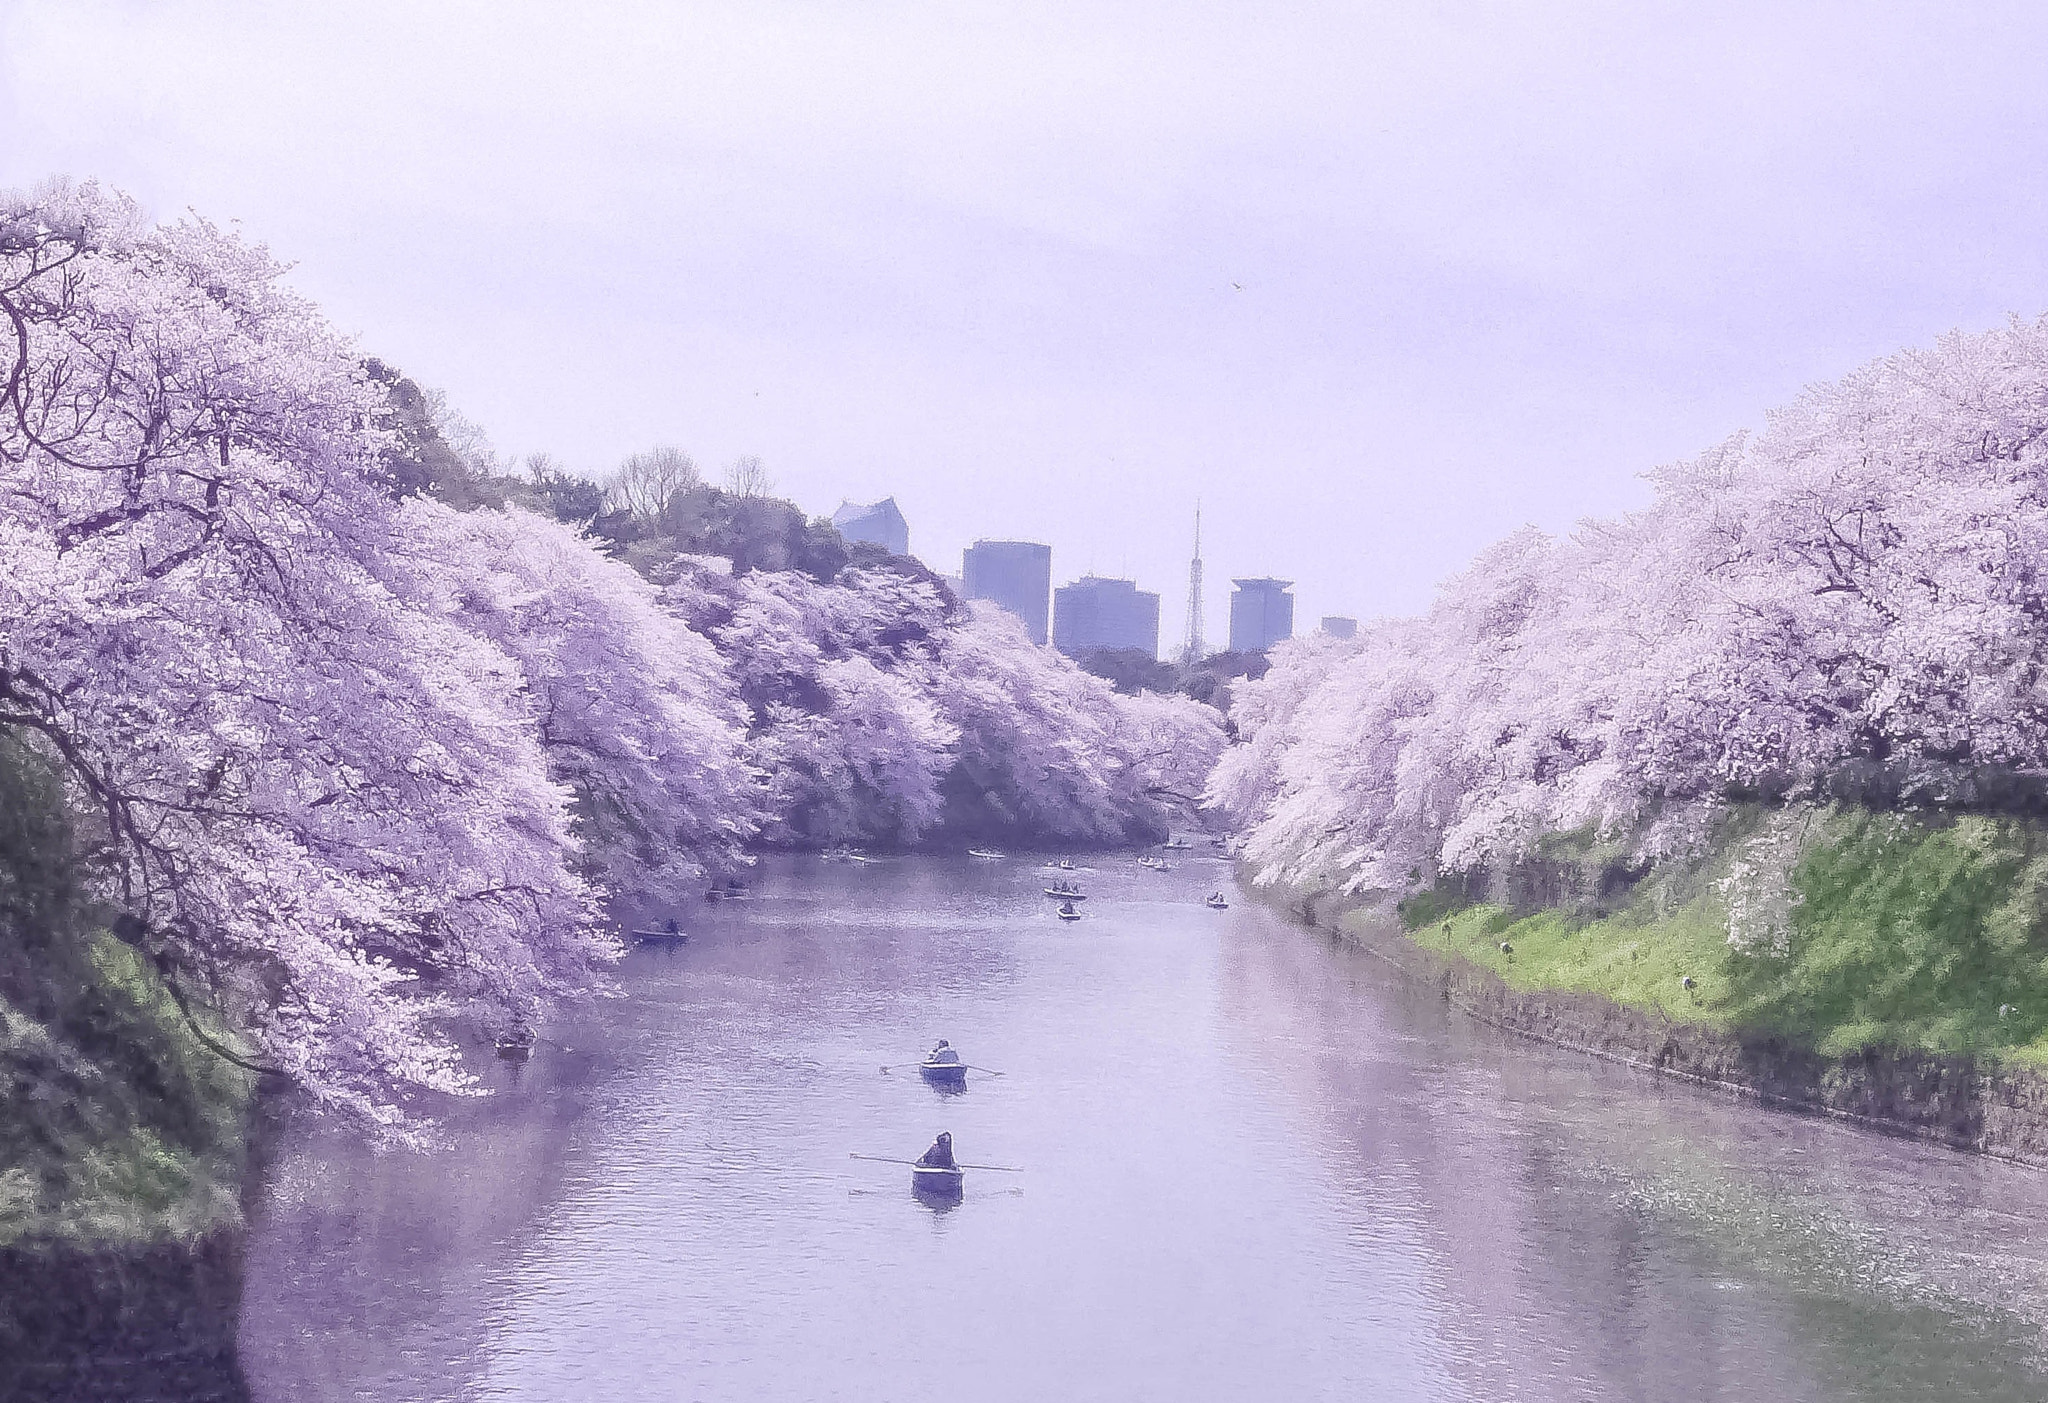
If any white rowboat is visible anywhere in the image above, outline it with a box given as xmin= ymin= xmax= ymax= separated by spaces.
xmin=911 ymin=1164 xmax=965 ymax=1196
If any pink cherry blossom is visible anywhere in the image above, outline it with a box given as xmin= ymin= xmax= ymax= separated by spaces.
xmin=1216 ymin=318 xmax=2048 ymax=901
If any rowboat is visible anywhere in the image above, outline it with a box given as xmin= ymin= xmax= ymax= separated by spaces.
xmin=1042 ymin=887 xmax=1086 ymax=900
xmin=1056 ymin=902 xmax=1083 ymax=921
xmin=1057 ymin=858 xmax=1075 ymax=870
xmin=911 ymin=1164 xmax=965 ymax=1197
xmin=967 ymin=848 xmax=1006 ymax=859
xmin=1163 ymin=837 xmax=1192 ymax=850
xmin=918 ymin=1058 xmax=968 ymax=1086
xmin=1205 ymin=895 xmax=1229 ymax=910
xmin=495 ymin=1035 xmax=535 ymax=1062
xmin=630 ymin=926 xmax=689 ymax=945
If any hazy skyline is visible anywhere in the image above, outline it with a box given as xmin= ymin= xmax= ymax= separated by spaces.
xmin=7 ymin=1 xmax=2048 ymax=640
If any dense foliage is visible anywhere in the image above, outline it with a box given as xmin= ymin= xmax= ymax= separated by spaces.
xmin=0 ymin=181 xmax=1221 ymax=1124
xmin=1073 ymin=645 xmax=1270 ymax=710
xmin=1215 ymin=319 xmax=2048 ymax=901
xmin=661 ymin=559 xmax=1221 ymax=847
xmin=0 ymin=738 xmax=249 ymax=1244
xmin=0 ymin=184 xmax=607 ymax=1122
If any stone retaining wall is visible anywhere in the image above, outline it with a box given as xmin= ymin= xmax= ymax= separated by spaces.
xmin=1273 ymin=882 xmax=2048 ymax=1169
xmin=0 ymin=1228 xmax=248 ymax=1403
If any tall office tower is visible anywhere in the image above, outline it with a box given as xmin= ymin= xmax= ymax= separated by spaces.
xmin=1181 ymin=506 xmax=1205 ymax=664
xmin=829 ymin=497 xmax=909 ymax=556
xmin=1228 ymin=578 xmax=1295 ymax=653
xmin=962 ymin=539 xmax=1053 ymax=644
xmin=1320 ymin=615 xmax=1359 ymax=639
xmin=1052 ymin=575 xmax=1162 ymax=658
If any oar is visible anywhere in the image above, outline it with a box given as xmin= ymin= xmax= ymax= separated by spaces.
xmin=849 ymin=1152 xmax=1025 ymax=1173
xmin=963 ymin=1064 xmax=1006 ymax=1076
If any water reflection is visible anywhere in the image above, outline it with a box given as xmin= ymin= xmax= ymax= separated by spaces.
xmin=1216 ymin=918 xmax=2048 ymax=1400
xmin=914 ymin=1183 xmax=966 ymax=1213
xmin=239 ymin=854 xmax=2048 ymax=1401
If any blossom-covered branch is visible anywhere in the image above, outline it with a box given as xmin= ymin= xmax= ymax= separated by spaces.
xmin=1214 ymin=319 xmax=2048 ymax=898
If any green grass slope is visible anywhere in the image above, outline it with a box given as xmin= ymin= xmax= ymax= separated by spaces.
xmin=1388 ymin=806 xmax=2048 ymax=1068
xmin=0 ymin=739 xmax=252 ymax=1246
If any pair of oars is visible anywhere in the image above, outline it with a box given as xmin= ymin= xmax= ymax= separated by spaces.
xmin=879 ymin=1062 xmax=1005 ymax=1076
xmin=849 ymin=1152 xmax=1025 ymax=1173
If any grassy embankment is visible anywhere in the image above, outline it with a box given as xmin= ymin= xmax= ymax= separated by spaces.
xmin=0 ymin=738 xmax=252 ymax=1246
xmin=1386 ymin=805 xmax=2048 ymax=1068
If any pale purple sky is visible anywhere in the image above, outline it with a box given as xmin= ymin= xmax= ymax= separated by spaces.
xmin=5 ymin=1 xmax=2046 ymax=645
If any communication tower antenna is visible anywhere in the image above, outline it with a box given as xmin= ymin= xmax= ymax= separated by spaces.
xmin=1182 ymin=503 xmax=1205 ymax=664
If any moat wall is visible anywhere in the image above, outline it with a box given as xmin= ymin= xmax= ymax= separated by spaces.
xmin=1269 ymin=881 xmax=2048 ymax=1170
xmin=0 ymin=1227 xmax=248 ymax=1403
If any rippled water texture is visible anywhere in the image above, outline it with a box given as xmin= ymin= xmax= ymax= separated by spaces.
xmin=239 ymin=854 xmax=2048 ymax=1400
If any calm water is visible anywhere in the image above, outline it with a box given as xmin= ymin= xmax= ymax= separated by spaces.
xmin=240 ymin=854 xmax=2048 ymax=1401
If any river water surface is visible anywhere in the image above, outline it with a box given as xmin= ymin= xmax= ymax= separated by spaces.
xmin=240 ymin=854 xmax=2048 ymax=1401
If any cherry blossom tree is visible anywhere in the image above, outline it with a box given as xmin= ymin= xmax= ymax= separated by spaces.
xmin=392 ymin=501 xmax=762 ymax=899
xmin=0 ymin=182 xmax=605 ymax=1123
xmin=929 ymin=602 xmax=1224 ymax=842
xmin=0 ymin=178 xmax=1227 ymax=1129
xmin=1218 ymin=316 xmax=2048 ymax=901
xmin=660 ymin=557 xmax=958 ymax=844
xmin=662 ymin=560 xmax=1225 ymax=848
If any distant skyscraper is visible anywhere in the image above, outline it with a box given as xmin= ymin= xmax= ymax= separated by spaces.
xmin=830 ymin=497 xmax=909 ymax=555
xmin=962 ymin=540 xmax=1052 ymax=644
xmin=1229 ymin=578 xmax=1295 ymax=653
xmin=1181 ymin=505 xmax=1205 ymax=664
xmin=1053 ymin=576 xmax=1161 ymax=658
xmin=1320 ymin=615 xmax=1358 ymax=639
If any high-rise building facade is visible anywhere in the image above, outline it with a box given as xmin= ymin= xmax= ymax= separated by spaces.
xmin=1053 ymin=575 xmax=1161 ymax=658
xmin=1229 ymin=578 xmax=1295 ymax=653
xmin=830 ymin=497 xmax=909 ymax=556
xmin=1320 ymin=615 xmax=1358 ymax=639
xmin=962 ymin=540 xmax=1053 ymax=644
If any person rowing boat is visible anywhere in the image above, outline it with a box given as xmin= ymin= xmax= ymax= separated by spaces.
xmin=910 ymin=1132 xmax=965 ymax=1201
xmin=631 ymin=917 xmax=690 ymax=945
xmin=918 ymin=1039 xmax=968 ymax=1087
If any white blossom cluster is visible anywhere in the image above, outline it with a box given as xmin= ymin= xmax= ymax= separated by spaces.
xmin=0 ymin=182 xmax=1222 ymax=1123
xmin=1212 ymin=316 xmax=2048 ymax=903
